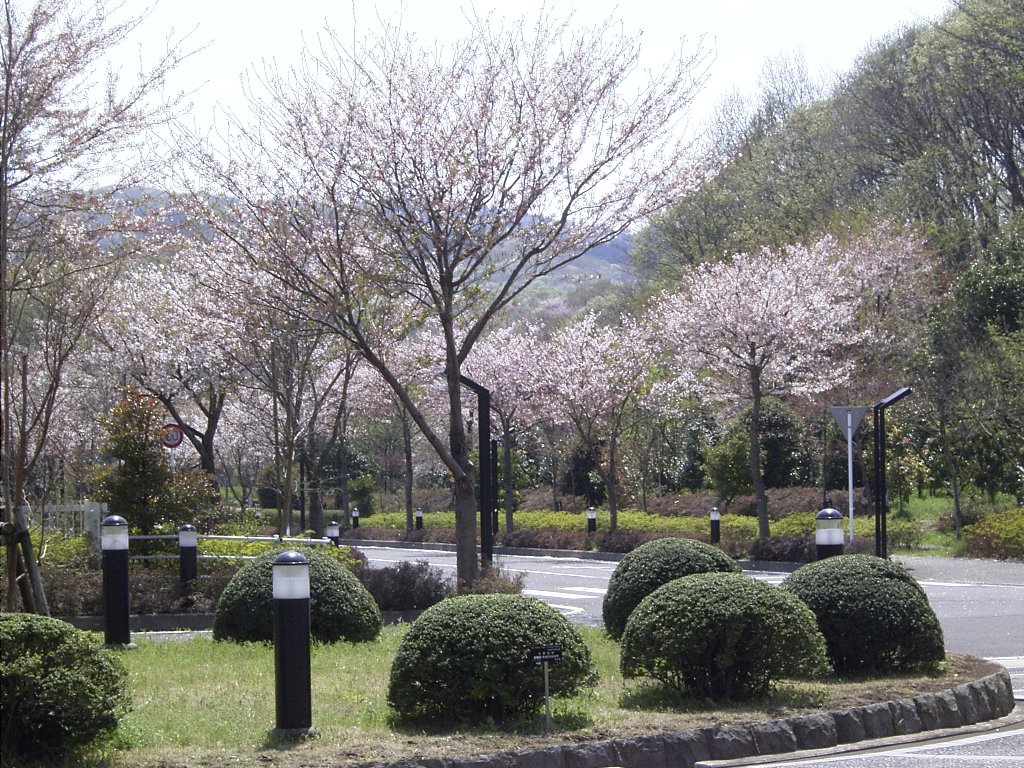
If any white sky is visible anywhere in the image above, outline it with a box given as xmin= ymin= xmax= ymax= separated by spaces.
xmin=132 ymin=0 xmax=953 ymax=134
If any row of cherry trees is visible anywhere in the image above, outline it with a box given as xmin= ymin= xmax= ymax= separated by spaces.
xmin=3 ymin=1 xmax=940 ymax=604
xmin=67 ymin=223 xmax=929 ymax=551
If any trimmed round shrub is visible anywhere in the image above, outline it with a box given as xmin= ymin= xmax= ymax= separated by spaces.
xmin=620 ymin=572 xmax=829 ymax=701
xmin=213 ymin=548 xmax=382 ymax=643
xmin=388 ymin=594 xmax=596 ymax=724
xmin=602 ymin=537 xmax=740 ymax=639
xmin=0 ymin=613 xmax=129 ymax=761
xmin=781 ymin=554 xmax=945 ymax=674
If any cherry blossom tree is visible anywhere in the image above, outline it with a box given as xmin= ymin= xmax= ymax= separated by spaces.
xmin=2 ymin=0 xmax=188 ymax=611
xmin=183 ymin=9 xmax=707 ymax=585
xmin=95 ymin=259 xmax=236 ymax=476
xmin=465 ymin=322 xmax=548 ymax=532
xmin=653 ymin=231 xmax=931 ymax=539
xmin=539 ymin=312 xmax=659 ymax=530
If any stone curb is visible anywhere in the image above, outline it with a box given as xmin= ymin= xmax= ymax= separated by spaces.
xmin=347 ymin=669 xmax=1016 ymax=768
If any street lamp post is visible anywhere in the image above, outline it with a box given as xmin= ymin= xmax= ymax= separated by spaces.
xmin=709 ymin=506 xmax=721 ymax=545
xmin=459 ymin=375 xmax=493 ymax=568
xmin=101 ymin=515 xmax=131 ymax=647
xmin=873 ymin=387 xmax=912 ymax=558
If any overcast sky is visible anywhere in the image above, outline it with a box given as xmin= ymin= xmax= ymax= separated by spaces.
xmin=131 ymin=0 xmax=951 ymax=134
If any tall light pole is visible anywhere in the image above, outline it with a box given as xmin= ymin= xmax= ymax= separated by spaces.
xmin=874 ymin=387 xmax=912 ymax=558
xmin=459 ymin=375 xmax=493 ymax=568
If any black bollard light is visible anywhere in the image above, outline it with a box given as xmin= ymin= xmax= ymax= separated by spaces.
xmin=179 ymin=524 xmax=198 ymax=583
xmin=273 ymin=551 xmax=313 ymax=736
xmin=325 ymin=520 xmax=340 ymax=545
xmin=415 ymin=508 xmax=423 ymax=531
xmin=586 ymin=507 xmax=597 ymax=533
xmin=101 ymin=515 xmax=131 ymax=647
xmin=351 ymin=507 xmax=359 ymax=529
xmin=815 ymin=508 xmax=844 ymax=560
xmin=710 ymin=506 xmax=721 ymax=545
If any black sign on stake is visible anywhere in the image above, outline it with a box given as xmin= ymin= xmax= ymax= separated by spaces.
xmin=530 ymin=644 xmax=563 ymax=663
xmin=530 ymin=645 xmax=562 ymax=732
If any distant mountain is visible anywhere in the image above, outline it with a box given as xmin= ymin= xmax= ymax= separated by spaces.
xmin=508 ymin=233 xmax=636 ymax=322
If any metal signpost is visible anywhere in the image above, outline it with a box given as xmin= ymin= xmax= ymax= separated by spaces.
xmin=830 ymin=406 xmax=867 ymax=543
xmin=530 ymin=644 xmax=563 ymax=732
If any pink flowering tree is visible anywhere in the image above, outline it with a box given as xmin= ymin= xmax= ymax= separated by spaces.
xmin=539 ymin=312 xmax=659 ymax=530
xmin=465 ymin=322 xmax=549 ymax=532
xmin=96 ymin=260 xmax=237 ymax=477
xmin=182 ymin=10 xmax=707 ymax=585
xmin=653 ymin=231 xmax=930 ymax=538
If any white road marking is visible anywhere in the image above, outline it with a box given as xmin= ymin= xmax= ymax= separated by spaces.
xmin=524 ymin=589 xmax=595 ymax=600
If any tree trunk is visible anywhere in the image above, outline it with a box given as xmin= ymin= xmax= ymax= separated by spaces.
xmin=749 ymin=365 xmax=770 ymax=540
xmin=453 ymin=474 xmax=479 ymax=588
xmin=502 ymin=424 xmax=515 ymax=534
xmin=606 ymin=435 xmax=619 ymax=532
xmin=403 ymin=410 xmax=414 ymax=532
xmin=938 ymin=409 xmax=964 ymax=540
xmin=308 ymin=483 xmax=324 ymax=537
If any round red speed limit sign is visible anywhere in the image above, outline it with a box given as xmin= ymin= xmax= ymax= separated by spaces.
xmin=161 ymin=423 xmax=184 ymax=449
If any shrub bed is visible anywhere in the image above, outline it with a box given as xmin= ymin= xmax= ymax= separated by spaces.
xmin=963 ymin=507 xmax=1024 ymax=559
xmin=358 ymin=560 xmax=453 ymax=610
xmin=213 ymin=548 xmax=381 ymax=643
xmin=620 ymin=572 xmax=829 ymax=701
xmin=782 ymin=554 xmax=945 ymax=674
xmin=387 ymin=594 xmax=596 ymax=724
xmin=0 ymin=613 xmax=129 ymax=762
xmin=602 ymin=537 xmax=740 ymax=639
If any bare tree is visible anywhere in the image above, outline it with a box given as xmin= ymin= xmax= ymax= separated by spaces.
xmin=184 ymin=9 xmax=708 ymax=586
xmin=2 ymin=0 xmax=188 ymax=611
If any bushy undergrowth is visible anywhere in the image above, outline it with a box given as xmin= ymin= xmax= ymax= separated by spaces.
xmin=963 ymin=507 xmax=1024 ymax=559
xmin=782 ymin=555 xmax=945 ymax=674
xmin=213 ymin=548 xmax=381 ymax=643
xmin=387 ymin=594 xmax=596 ymax=724
xmin=602 ymin=537 xmax=740 ymax=640
xmin=620 ymin=573 xmax=829 ymax=701
xmin=359 ymin=560 xmax=453 ymax=610
xmin=0 ymin=613 xmax=129 ymax=762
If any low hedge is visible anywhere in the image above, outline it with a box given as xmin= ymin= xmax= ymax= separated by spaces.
xmin=602 ymin=537 xmax=740 ymax=640
xmin=782 ymin=554 xmax=945 ymax=674
xmin=213 ymin=548 xmax=381 ymax=643
xmin=620 ymin=572 xmax=829 ymax=701
xmin=387 ymin=594 xmax=596 ymax=724
xmin=0 ymin=613 xmax=129 ymax=762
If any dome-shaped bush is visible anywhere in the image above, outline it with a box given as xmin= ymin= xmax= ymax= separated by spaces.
xmin=388 ymin=594 xmax=596 ymax=724
xmin=602 ymin=537 xmax=739 ymax=639
xmin=620 ymin=572 xmax=829 ymax=701
xmin=0 ymin=613 xmax=129 ymax=762
xmin=213 ymin=547 xmax=381 ymax=643
xmin=781 ymin=554 xmax=944 ymax=674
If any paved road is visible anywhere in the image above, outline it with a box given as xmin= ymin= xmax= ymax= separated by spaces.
xmin=704 ymin=726 xmax=1024 ymax=767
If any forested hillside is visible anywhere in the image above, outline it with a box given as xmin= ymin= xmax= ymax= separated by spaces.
xmin=629 ymin=0 xmax=1022 ymax=533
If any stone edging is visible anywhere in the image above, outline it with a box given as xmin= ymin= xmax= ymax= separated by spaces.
xmin=349 ymin=669 xmax=1016 ymax=768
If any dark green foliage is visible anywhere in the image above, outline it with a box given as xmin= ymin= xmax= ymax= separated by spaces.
xmin=94 ymin=389 xmax=217 ymax=534
xmin=782 ymin=554 xmax=945 ymax=674
xmin=0 ymin=613 xmax=129 ymax=761
xmin=620 ymin=572 xmax=829 ymax=701
xmin=602 ymin=537 xmax=739 ymax=639
xmin=387 ymin=594 xmax=596 ymax=724
xmin=358 ymin=560 xmax=453 ymax=610
xmin=748 ymin=535 xmax=816 ymax=563
xmin=213 ymin=548 xmax=381 ymax=643
xmin=560 ymin=443 xmax=606 ymax=506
